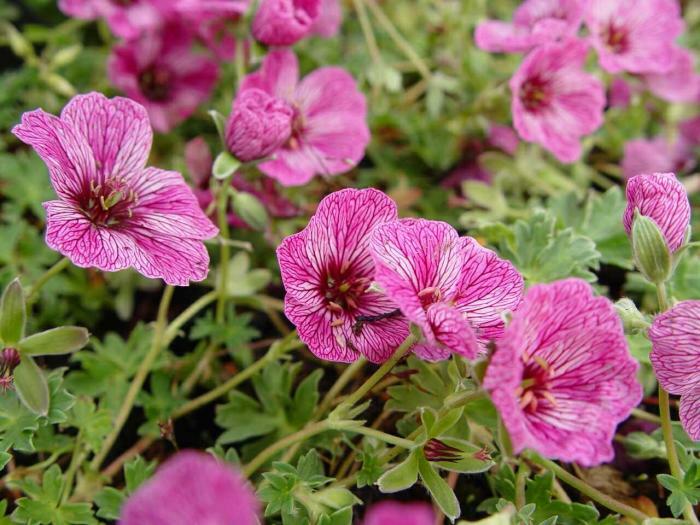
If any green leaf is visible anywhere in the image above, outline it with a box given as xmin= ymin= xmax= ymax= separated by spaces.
xmin=377 ymin=449 xmax=419 ymax=493
xmin=0 ymin=278 xmax=25 ymax=345
xmin=231 ymin=191 xmax=269 ymax=231
xmin=124 ymin=456 xmax=156 ymax=494
xmin=18 ymin=326 xmax=90 ymax=356
xmin=208 ymin=110 xmax=227 ymax=145
xmin=13 ymin=355 xmax=49 ymax=416
xmin=418 ymin=454 xmax=460 ymax=520
xmin=94 ymin=487 xmax=126 ymax=520
xmin=213 ymin=151 xmax=241 ymax=179
xmin=0 ymin=392 xmax=39 ymax=452
xmin=69 ymin=398 xmax=112 ymax=453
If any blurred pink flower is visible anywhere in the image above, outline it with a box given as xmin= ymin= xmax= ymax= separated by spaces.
xmin=108 ymin=23 xmax=219 ymax=132
xmin=59 ymin=0 xmax=172 ymax=39
xmin=58 ymin=0 xmax=100 ymax=19
xmin=310 ymin=0 xmax=342 ymax=38
xmin=680 ymin=116 xmax=700 ymax=146
xmin=621 ymin=138 xmax=694 ymax=179
xmin=277 ymin=189 xmax=409 ymax=363
xmin=643 ymin=47 xmax=700 ymax=103
xmin=608 ymin=77 xmax=633 ymax=108
xmin=370 ymin=219 xmax=523 ymax=361
xmin=649 ymin=301 xmax=700 ymax=440
xmin=488 ymin=124 xmax=519 ymax=155
xmin=175 ymin=0 xmax=250 ymax=60
xmin=510 ymin=38 xmax=605 ymax=163
xmin=484 ymin=279 xmax=642 ymax=466
xmin=363 ymin=501 xmax=434 ymax=525
xmin=12 ymin=93 xmax=218 ymax=286
xmin=225 ymin=88 xmax=294 ymax=162
xmin=475 ymin=0 xmax=585 ymax=53
xmin=119 ymin=451 xmax=259 ymax=525
xmin=585 ymin=0 xmax=684 ymax=74
xmin=252 ymin=0 xmax=321 ymax=46
xmin=623 ymin=172 xmax=690 ymax=253
xmin=241 ymin=49 xmax=369 ymax=186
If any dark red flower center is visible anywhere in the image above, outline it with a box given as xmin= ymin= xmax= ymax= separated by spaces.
xmin=111 ymin=0 xmax=135 ymax=5
xmin=286 ymin=109 xmax=306 ymax=151
xmin=0 ymin=348 xmax=20 ymax=393
xmin=603 ymin=23 xmax=629 ymax=54
xmin=138 ymin=65 xmax=173 ymax=102
xmin=79 ymin=177 xmax=138 ymax=227
xmin=516 ymin=355 xmax=557 ymax=413
xmin=322 ymin=262 xmax=369 ymax=318
xmin=520 ymin=76 xmax=551 ymax=112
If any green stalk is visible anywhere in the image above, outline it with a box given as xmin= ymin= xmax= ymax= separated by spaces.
xmin=26 ymin=257 xmax=70 ymax=304
xmin=162 ymin=289 xmax=219 ymax=347
xmin=90 ymin=285 xmax=175 ymax=470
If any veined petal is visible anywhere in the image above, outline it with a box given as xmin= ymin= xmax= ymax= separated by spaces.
xmin=425 ymin=302 xmax=479 ymax=359
xmin=680 ymin=388 xmax=700 ymax=441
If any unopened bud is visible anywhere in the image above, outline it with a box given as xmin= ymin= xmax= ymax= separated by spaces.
xmin=614 ymin=298 xmax=649 ymax=332
xmin=422 ymin=437 xmax=493 ymax=474
xmin=1 ymin=348 xmax=20 ymax=371
xmin=231 ymin=191 xmax=269 ymax=231
xmin=631 ymin=212 xmax=672 ymax=284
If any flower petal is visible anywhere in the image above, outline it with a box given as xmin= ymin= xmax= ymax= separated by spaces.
xmin=680 ymin=388 xmax=700 ymax=441
xmin=425 ymin=302 xmax=479 ymax=359
xmin=240 ymin=49 xmax=299 ymax=103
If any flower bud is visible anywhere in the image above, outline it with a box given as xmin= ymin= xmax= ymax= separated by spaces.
xmin=623 ymin=172 xmax=690 ymax=254
xmin=225 ymin=89 xmax=293 ymax=163
xmin=422 ymin=438 xmax=493 ymax=474
xmin=252 ymin=0 xmax=321 ymax=46
xmin=614 ymin=298 xmax=649 ymax=332
xmin=631 ymin=212 xmax=672 ymax=284
xmin=231 ymin=191 xmax=269 ymax=231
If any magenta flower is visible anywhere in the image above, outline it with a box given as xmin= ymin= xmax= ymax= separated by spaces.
xmin=623 ymin=172 xmax=691 ymax=253
xmin=608 ymin=77 xmax=633 ymax=108
xmin=370 ymin=219 xmax=523 ymax=361
xmin=488 ymin=124 xmax=519 ymax=155
xmin=108 ymin=23 xmax=219 ymax=133
xmin=240 ymin=49 xmax=369 ymax=186
xmin=622 ymin=138 xmax=694 ymax=180
xmin=510 ymin=38 xmax=605 ymax=163
xmin=252 ymin=0 xmax=320 ymax=46
xmin=277 ymin=189 xmax=409 ymax=363
xmin=58 ymin=0 xmax=172 ymax=39
xmin=585 ymin=0 xmax=684 ymax=74
xmin=175 ymin=0 xmax=250 ymax=60
xmin=363 ymin=501 xmax=434 ymax=525
xmin=475 ymin=0 xmax=585 ymax=54
xmin=649 ymin=301 xmax=700 ymax=440
xmin=119 ymin=451 xmax=259 ymax=525
xmin=12 ymin=93 xmax=218 ymax=286
xmin=484 ymin=279 xmax=642 ymax=466
xmin=310 ymin=0 xmax=342 ymax=38
xmin=58 ymin=0 xmax=100 ymax=19
xmin=642 ymin=47 xmax=700 ymax=103
xmin=225 ymin=88 xmax=294 ymax=162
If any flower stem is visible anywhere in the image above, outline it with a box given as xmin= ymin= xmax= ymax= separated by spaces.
xmin=523 ymin=451 xmax=649 ymax=523
xmin=335 ymin=424 xmax=415 ymax=449
xmin=162 ymin=289 xmax=219 ymax=347
xmin=26 ymin=257 xmax=70 ymax=304
xmin=334 ymin=331 xmax=418 ymax=412
xmin=90 ymin=285 xmax=175 ymax=470
xmin=61 ymin=432 xmax=85 ymax=504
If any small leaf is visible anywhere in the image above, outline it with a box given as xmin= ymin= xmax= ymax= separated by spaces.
xmin=231 ymin=191 xmax=269 ymax=231
xmin=209 ymin=109 xmax=227 ymax=145
xmin=378 ymin=449 xmax=419 ymax=493
xmin=18 ymin=326 xmax=89 ymax=356
xmin=0 ymin=278 xmax=25 ymax=345
xmin=13 ymin=356 xmax=49 ymax=416
xmin=213 ymin=151 xmax=241 ymax=180
xmin=418 ymin=455 xmax=460 ymax=520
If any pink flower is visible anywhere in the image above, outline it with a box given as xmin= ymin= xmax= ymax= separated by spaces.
xmin=119 ymin=451 xmax=259 ymax=525
xmin=12 ymin=93 xmax=218 ymax=286
xmin=585 ymin=0 xmax=684 ymax=74
xmin=225 ymin=89 xmax=294 ymax=162
xmin=277 ymin=189 xmax=409 ymax=363
xmin=623 ymin=172 xmax=690 ymax=253
xmin=59 ymin=0 xmax=173 ymax=39
xmin=484 ymin=279 xmax=642 ymax=466
xmin=488 ymin=124 xmax=519 ymax=155
xmin=252 ymin=0 xmax=321 ymax=46
xmin=642 ymin=47 xmax=700 ymax=103
xmin=369 ymin=219 xmax=523 ymax=361
xmin=608 ymin=77 xmax=633 ymax=108
xmin=58 ymin=0 xmax=100 ymax=19
xmin=108 ymin=23 xmax=219 ymax=133
xmin=621 ymin=138 xmax=694 ymax=179
xmin=475 ymin=0 xmax=585 ymax=53
xmin=175 ymin=0 xmax=250 ymax=60
xmin=363 ymin=501 xmax=434 ymax=525
xmin=680 ymin=116 xmax=700 ymax=146
xmin=240 ymin=49 xmax=369 ymax=186
xmin=510 ymin=38 xmax=605 ymax=163
xmin=649 ymin=301 xmax=700 ymax=440
xmin=310 ymin=0 xmax=342 ymax=38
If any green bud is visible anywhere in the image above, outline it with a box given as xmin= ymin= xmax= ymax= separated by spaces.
xmin=3 ymin=22 xmax=34 ymax=61
xmin=0 ymin=279 xmax=26 ymax=346
xmin=313 ymin=487 xmax=361 ymax=510
xmin=18 ymin=326 xmax=90 ymax=356
xmin=13 ymin=356 xmax=49 ymax=416
xmin=631 ymin=213 xmax=671 ymax=284
xmin=231 ymin=191 xmax=269 ymax=231
xmin=212 ymin=151 xmax=241 ymax=180
xmin=614 ymin=298 xmax=649 ymax=333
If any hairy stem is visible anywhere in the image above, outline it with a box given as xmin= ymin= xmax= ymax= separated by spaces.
xmin=90 ymin=285 xmax=175 ymax=470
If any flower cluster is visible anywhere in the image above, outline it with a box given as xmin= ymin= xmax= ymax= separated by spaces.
xmin=476 ymin=0 xmax=698 ymax=164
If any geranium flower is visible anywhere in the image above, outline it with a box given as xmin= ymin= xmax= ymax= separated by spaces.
xmin=649 ymin=301 xmax=700 ymax=440
xmin=475 ymin=0 xmax=585 ymax=54
xmin=608 ymin=77 xmax=634 ymax=109
xmin=483 ymin=279 xmax=642 ymax=466
xmin=58 ymin=0 xmax=172 ymax=39
xmin=225 ymin=88 xmax=294 ymax=162
xmin=363 ymin=501 xmax=434 ymax=525
xmin=622 ymin=138 xmax=694 ymax=180
xmin=370 ymin=219 xmax=523 ymax=361
xmin=510 ymin=38 xmax=605 ymax=163
xmin=252 ymin=0 xmax=321 ymax=46
xmin=12 ymin=93 xmax=218 ymax=286
xmin=585 ymin=0 xmax=684 ymax=74
xmin=108 ymin=23 xmax=219 ymax=132
xmin=277 ymin=189 xmax=409 ymax=363
xmin=310 ymin=0 xmax=342 ymax=38
xmin=642 ymin=47 xmax=700 ymax=103
xmin=119 ymin=451 xmax=259 ymax=525
xmin=623 ymin=172 xmax=690 ymax=253
xmin=240 ymin=49 xmax=369 ymax=186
